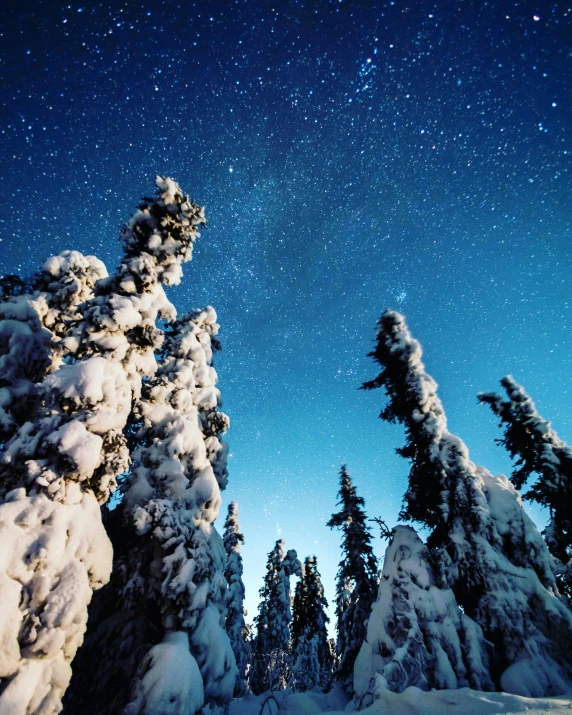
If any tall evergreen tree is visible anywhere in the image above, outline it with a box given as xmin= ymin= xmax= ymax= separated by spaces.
xmin=362 ymin=310 xmax=572 ymax=696
xmin=223 ymin=501 xmax=251 ymax=697
xmin=291 ymin=556 xmax=332 ymax=691
xmin=65 ymin=308 xmax=235 ymax=714
xmin=479 ymin=376 xmax=572 ymax=595
xmin=0 ymin=177 xmax=204 ymax=714
xmin=326 ymin=466 xmax=378 ymax=691
xmin=251 ymin=540 xmax=301 ymax=694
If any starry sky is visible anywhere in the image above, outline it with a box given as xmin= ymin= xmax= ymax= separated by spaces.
xmin=1 ymin=0 xmax=571 ymax=630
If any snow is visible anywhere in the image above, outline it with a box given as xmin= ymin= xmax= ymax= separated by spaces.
xmin=191 ymin=604 xmax=238 ymax=705
xmin=0 ymin=489 xmax=112 ymax=714
xmin=354 ymin=525 xmax=491 ymax=704
xmin=47 ymin=420 xmax=103 ymax=479
xmin=125 ymin=631 xmax=204 ymax=715
xmin=225 ymin=687 xmax=572 ymax=715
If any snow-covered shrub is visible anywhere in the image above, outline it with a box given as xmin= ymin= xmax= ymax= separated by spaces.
xmin=353 ymin=525 xmax=492 ymax=707
xmin=251 ymin=540 xmax=302 ymax=694
xmin=0 ymin=177 xmax=204 ymax=714
xmin=327 ymin=466 xmax=378 ymax=691
xmin=362 ymin=310 xmax=572 ymax=697
xmin=224 ymin=501 xmax=251 ymax=697
xmin=479 ymin=376 xmax=572 ymax=595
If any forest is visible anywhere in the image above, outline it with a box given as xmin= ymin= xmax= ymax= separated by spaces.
xmin=0 ymin=178 xmax=570 ymax=715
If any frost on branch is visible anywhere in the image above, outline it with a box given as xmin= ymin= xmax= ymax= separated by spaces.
xmin=223 ymin=501 xmax=251 ymax=697
xmin=251 ymin=540 xmax=302 ymax=694
xmin=362 ymin=310 xmax=572 ymax=697
xmin=479 ymin=376 xmax=572 ymax=595
xmin=0 ymin=177 xmax=203 ymax=715
xmin=353 ymin=525 xmax=492 ymax=707
xmin=67 ymin=308 xmax=235 ymax=714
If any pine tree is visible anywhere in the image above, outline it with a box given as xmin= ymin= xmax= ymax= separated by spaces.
xmin=326 ymin=466 xmax=378 ymax=691
xmin=251 ymin=540 xmax=301 ymax=694
xmin=291 ymin=556 xmax=333 ymax=691
xmin=223 ymin=501 xmax=251 ymax=697
xmin=362 ymin=310 xmax=572 ymax=696
xmin=353 ymin=525 xmax=492 ymax=706
xmin=0 ymin=177 xmax=204 ymax=714
xmin=479 ymin=376 xmax=572 ymax=595
xmin=65 ymin=308 xmax=235 ymax=714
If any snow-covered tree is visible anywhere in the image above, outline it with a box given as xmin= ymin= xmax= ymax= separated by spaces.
xmin=0 ymin=251 xmax=107 ymax=442
xmin=479 ymin=376 xmax=572 ymax=595
xmin=353 ymin=525 xmax=492 ymax=707
xmin=224 ymin=501 xmax=251 ymax=697
xmin=326 ymin=466 xmax=378 ymax=691
xmin=362 ymin=310 xmax=572 ymax=697
xmin=251 ymin=540 xmax=302 ymax=694
xmin=65 ymin=308 xmax=235 ymax=714
xmin=291 ymin=556 xmax=332 ymax=691
xmin=291 ymin=634 xmax=321 ymax=693
xmin=0 ymin=177 xmax=204 ymax=714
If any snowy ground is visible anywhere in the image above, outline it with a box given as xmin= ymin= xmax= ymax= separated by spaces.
xmin=225 ymin=686 xmax=572 ymax=715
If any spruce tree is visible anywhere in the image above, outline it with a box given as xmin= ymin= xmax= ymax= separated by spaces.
xmin=353 ymin=525 xmax=492 ymax=706
xmin=479 ymin=376 xmax=572 ymax=595
xmin=251 ymin=540 xmax=301 ymax=694
xmin=291 ymin=556 xmax=332 ymax=691
xmin=65 ymin=308 xmax=235 ymax=714
xmin=362 ymin=310 xmax=572 ymax=696
xmin=326 ymin=466 xmax=378 ymax=691
xmin=223 ymin=501 xmax=251 ymax=697
xmin=0 ymin=177 xmax=204 ymax=714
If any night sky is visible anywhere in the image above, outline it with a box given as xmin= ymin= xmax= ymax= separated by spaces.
xmin=1 ymin=0 xmax=571 ymax=630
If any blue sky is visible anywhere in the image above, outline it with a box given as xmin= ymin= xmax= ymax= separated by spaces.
xmin=1 ymin=0 xmax=570 ymax=629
